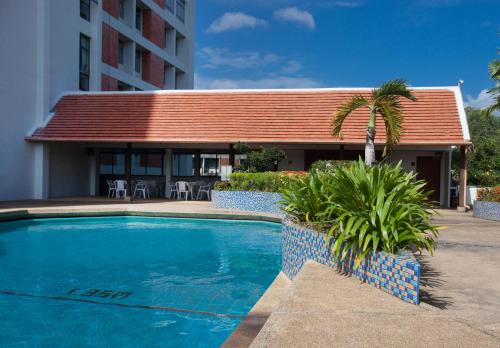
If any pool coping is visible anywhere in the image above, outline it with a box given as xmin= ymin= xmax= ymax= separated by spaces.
xmin=0 ymin=209 xmax=282 ymax=224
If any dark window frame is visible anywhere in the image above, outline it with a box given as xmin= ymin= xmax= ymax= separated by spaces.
xmin=175 ymin=0 xmax=185 ymax=23
xmin=131 ymin=153 xmax=165 ymax=176
xmin=80 ymin=0 xmax=91 ymax=21
xmin=79 ymin=34 xmax=90 ymax=91
xmin=118 ymin=40 xmax=125 ymax=65
xmin=172 ymin=152 xmax=196 ymax=177
xmin=119 ymin=0 xmax=126 ymax=19
xmin=166 ymin=0 xmax=174 ymax=13
xmin=99 ymin=153 xmax=126 ymax=175
xmin=135 ymin=6 xmax=143 ymax=31
xmin=135 ymin=49 xmax=142 ymax=74
xmin=199 ymin=153 xmax=229 ymax=177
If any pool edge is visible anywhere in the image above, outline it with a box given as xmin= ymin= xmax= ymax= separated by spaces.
xmin=0 ymin=209 xmax=283 ymax=224
xmin=222 ymin=272 xmax=291 ymax=348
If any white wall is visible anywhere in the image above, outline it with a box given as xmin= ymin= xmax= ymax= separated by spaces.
xmin=0 ymin=0 xmax=41 ymax=200
xmin=49 ymin=143 xmax=90 ymax=198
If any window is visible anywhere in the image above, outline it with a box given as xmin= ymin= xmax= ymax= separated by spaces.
xmin=132 ymin=153 xmax=164 ymax=176
xmin=176 ymin=0 xmax=185 ymax=23
xmin=173 ymin=153 xmax=195 ymax=177
xmin=166 ymin=0 xmax=174 ymax=13
xmin=200 ymin=154 xmax=228 ymax=177
xmin=118 ymin=40 xmax=124 ymax=65
xmin=119 ymin=0 xmax=125 ymax=19
xmin=80 ymin=0 xmax=90 ymax=21
xmin=99 ymin=153 xmax=125 ymax=175
xmin=135 ymin=7 xmax=142 ymax=31
xmin=135 ymin=49 xmax=142 ymax=74
xmin=79 ymin=34 xmax=90 ymax=91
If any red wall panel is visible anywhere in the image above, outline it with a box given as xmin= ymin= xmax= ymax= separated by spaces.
xmin=102 ymin=23 xmax=119 ymax=68
xmin=142 ymin=51 xmax=164 ymax=88
xmin=142 ymin=10 xmax=165 ymax=49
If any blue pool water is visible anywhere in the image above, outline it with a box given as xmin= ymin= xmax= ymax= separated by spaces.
xmin=0 ymin=216 xmax=282 ymax=347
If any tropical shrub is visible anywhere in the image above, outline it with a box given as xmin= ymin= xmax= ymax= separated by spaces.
xmin=322 ymin=160 xmax=439 ymax=266
xmin=233 ymin=143 xmax=286 ymax=172
xmin=281 ymin=169 xmax=336 ymax=226
xmin=476 ymin=186 xmax=500 ymax=202
xmin=309 ymin=160 xmax=351 ymax=173
xmin=214 ymin=172 xmax=306 ymax=192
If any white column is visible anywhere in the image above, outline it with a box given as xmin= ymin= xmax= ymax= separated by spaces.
xmin=33 ymin=143 xmax=50 ymax=199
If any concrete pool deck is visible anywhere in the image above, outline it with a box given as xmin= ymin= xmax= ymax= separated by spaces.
xmin=1 ymin=199 xmax=499 ymax=346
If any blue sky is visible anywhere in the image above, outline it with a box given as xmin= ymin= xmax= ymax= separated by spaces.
xmin=194 ymin=0 xmax=499 ymax=109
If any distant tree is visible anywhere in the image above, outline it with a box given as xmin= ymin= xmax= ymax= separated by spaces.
xmin=486 ymin=59 xmax=500 ymax=115
xmin=452 ymin=107 xmax=500 ymax=187
xmin=332 ymin=79 xmax=416 ymax=166
xmin=233 ymin=143 xmax=286 ymax=172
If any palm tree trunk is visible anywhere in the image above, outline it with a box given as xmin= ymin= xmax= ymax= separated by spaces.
xmin=365 ymin=127 xmax=376 ymax=166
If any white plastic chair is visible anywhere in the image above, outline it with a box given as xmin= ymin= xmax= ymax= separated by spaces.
xmin=176 ymin=181 xmax=189 ymax=200
xmin=133 ymin=180 xmax=150 ymax=199
xmin=115 ymin=180 xmax=127 ymax=199
xmin=197 ymin=182 xmax=212 ymax=200
xmin=107 ymin=179 xmax=117 ymax=198
xmin=167 ymin=182 xmax=178 ymax=199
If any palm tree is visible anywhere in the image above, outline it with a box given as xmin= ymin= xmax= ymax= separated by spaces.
xmin=486 ymin=60 xmax=500 ymax=115
xmin=332 ymin=79 xmax=416 ymax=166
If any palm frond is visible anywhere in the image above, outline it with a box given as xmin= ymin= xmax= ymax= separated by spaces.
xmin=378 ymin=97 xmax=404 ymax=157
xmin=332 ymin=96 xmax=369 ymax=137
xmin=489 ymin=60 xmax=500 ymax=81
xmin=372 ymin=79 xmax=417 ymax=102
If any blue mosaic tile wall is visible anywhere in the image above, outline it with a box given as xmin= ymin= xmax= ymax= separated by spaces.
xmin=473 ymin=201 xmax=500 ymax=222
xmin=212 ymin=191 xmax=284 ymax=216
xmin=282 ymin=220 xmax=421 ymax=305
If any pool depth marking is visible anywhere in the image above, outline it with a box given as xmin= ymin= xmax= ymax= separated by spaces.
xmin=67 ymin=288 xmax=132 ymax=299
xmin=0 ymin=290 xmax=245 ymax=319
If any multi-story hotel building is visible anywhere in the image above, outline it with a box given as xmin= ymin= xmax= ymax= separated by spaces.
xmin=0 ymin=0 xmax=195 ymax=200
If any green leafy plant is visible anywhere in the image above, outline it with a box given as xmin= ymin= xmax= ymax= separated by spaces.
xmin=486 ymin=58 xmax=500 ymax=116
xmin=476 ymin=186 xmax=500 ymax=202
xmin=233 ymin=143 xmax=286 ymax=172
xmin=214 ymin=172 xmax=306 ymax=192
xmin=309 ymin=160 xmax=351 ymax=173
xmin=451 ymin=107 xmax=500 ymax=187
xmin=321 ymin=160 xmax=439 ymax=267
xmin=280 ymin=169 xmax=335 ymax=226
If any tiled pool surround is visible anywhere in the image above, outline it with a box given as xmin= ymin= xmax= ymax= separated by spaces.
xmin=282 ymin=220 xmax=421 ymax=305
xmin=211 ymin=191 xmax=284 ymax=216
xmin=473 ymin=201 xmax=500 ymax=221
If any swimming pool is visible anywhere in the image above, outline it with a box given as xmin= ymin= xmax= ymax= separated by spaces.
xmin=0 ymin=216 xmax=282 ymax=347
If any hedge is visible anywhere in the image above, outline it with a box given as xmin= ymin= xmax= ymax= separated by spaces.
xmin=214 ymin=171 xmax=307 ymax=193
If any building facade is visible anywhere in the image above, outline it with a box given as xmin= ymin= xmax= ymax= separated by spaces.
xmin=26 ymin=88 xmax=471 ymax=208
xmin=0 ymin=0 xmax=195 ymax=201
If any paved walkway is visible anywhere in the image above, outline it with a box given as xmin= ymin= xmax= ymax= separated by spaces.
xmin=250 ymin=261 xmax=500 ymax=348
xmin=0 ymin=197 xmax=279 ymax=222
xmin=419 ymin=209 xmax=500 ymax=337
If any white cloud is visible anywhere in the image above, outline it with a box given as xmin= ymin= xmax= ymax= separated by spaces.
xmin=281 ymin=60 xmax=302 ymax=74
xmin=465 ymin=89 xmax=495 ymax=109
xmin=207 ymin=12 xmax=268 ymax=33
xmin=195 ymin=74 xmax=322 ymax=90
xmin=273 ymin=7 xmax=316 ymax=30
xmin=199 ymin=47 xmax=280 ymax=69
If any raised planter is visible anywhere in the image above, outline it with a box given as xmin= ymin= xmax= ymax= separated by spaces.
xmin=473 ymin=201 xmax=500 ymax=221
xmin=282 ymin=219 xmax=421 ymax=305
xmin=211 ymin=190 xmax=283 ymax=216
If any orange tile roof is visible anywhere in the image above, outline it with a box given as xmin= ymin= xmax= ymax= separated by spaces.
xmin=27 ymin=88 xmax=470 ymax=145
